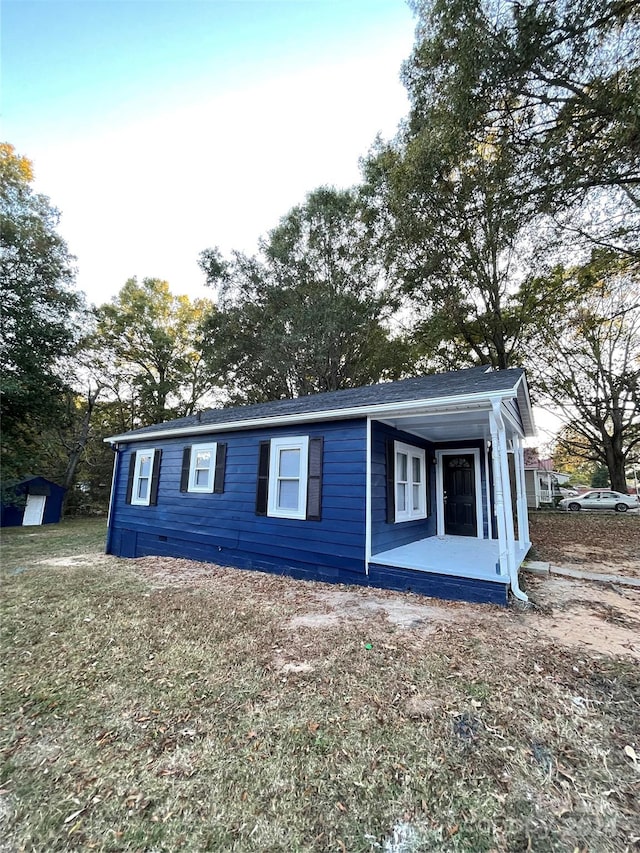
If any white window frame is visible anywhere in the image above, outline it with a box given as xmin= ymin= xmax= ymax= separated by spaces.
xmin=131 ymin=448 xmax=156 ymax=506
xmin=188 ymin=442 xmax=217 ymax=493
xmin=394 ymin=441 xmax=427 ymax=523
xmin=267 ymin=435 xmax=309 ymax=520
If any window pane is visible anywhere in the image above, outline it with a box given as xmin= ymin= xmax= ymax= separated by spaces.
xmin=412 ymin=456 xmax=421 ymax=483
xmin=139 ymin=456 xmax=151 ymax=477
xmin=196 ymin=451 xmax=211 ymax=468
xmin=137 ymin=477 xmax=149 ymax=500
xmin=412 ymin=483 xmax=421 ymax=511
xmin=396 ymin=482 xmax=406 ymax=512
xmin=195 ymin=468 xmax=209 ymax=487
xmin=278 ymin=479 xmax=299 ymax=510
xmin=397 ymin=452 xmax=408 ymax=482
xmin=279 ymin=449 xmax=300 ymax=478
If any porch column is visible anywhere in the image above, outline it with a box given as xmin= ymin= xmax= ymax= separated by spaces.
xmin=489 ymin=411 xmax=510 ymax=579
xmin=514 ymin=436 xmax=531 ymax=550
xmin=491 ymin=402 xmax=527 ymax=600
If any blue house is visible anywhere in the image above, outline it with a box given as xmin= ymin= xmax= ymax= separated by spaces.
xmin=104 ymin=366 xmax=536 ymax=605
xmin=1 ymin=476 xmax=67 ymax=527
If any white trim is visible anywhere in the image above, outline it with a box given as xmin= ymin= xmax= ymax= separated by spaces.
xmin=435 ymin=448 xmax=484 ymax=539
xmin=365 ymin=417 xmax=372 ymax=575
xmin=187 ymin=442 xmax=217 ymax=493
xmin=491 ymin=402 xmax=527 ymax=601
xmin=22 ymin=494 xmax=46 ymax=526
xmin=104 ymin=389 xmax=520 ymax=444
xmin=394 ymin=441 xmax=427 ymax=522
xmin=131 ymin=448 xmax=156 ymax=506
xmin=267 ymin=435 xmax=309 ymax=520
xmin=500 ymin=403 xmax=526 ymax=438
xmin=484 ymin=441 xmax=493 ymax=540
xmin=106 ymin=446 xmax=119 ymax=530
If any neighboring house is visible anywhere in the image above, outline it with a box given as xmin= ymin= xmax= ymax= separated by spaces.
xmin=104 ymin=366 xmax=535 ymax=605
xmin=523 ymin=450 xmax=570 ymax=508
xmin=1 ymin=476 xmax=66 ymax=527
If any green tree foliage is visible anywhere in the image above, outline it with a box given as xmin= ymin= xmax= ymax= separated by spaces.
xmin=95 ymin=278 xmax=216 ymax=426
xmin=199 ymin=187 xmax=410 ymax=404
xmin=406 ymin=0 xmax=640 ymax=251
xmin=534 ymin=253 xmax=640 ymax=492
xmin=590 ymin=465 xmax=610 ymax=488
xmin=0 ymin=143 xmax=85 ymax=483
xmin=362 ymin=0 xmax=639 ymax=370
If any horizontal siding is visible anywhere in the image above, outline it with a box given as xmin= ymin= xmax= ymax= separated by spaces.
xmin=109 ymin=419 xmax=367 ymax=577
xmin=370 ymin=422 xmax=436 ymax=555
xmin=368 ymin=563 xmax=509 ymax=606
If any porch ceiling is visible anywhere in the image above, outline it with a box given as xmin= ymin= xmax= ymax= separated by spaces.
xmin=379 ymin=409 xmax=493 ymax=443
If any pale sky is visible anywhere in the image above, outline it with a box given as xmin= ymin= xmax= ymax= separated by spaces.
xmin=2 ymin=0 xmax=561 ymax=439
xmin=3 ymin=0 xmax=416 ymax=305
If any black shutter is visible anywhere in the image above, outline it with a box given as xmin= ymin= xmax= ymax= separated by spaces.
xmin=385 ymin=439 xmax=395 ymax=523
xmin=125 ymin=451 xmax=137 ymax=504
xmin=149 ymin=449 xmax=162 ymax=506
xmin=214 ymin=442 xmax=227 ymax=494
xmin=306 ymin=437 xmax=324 ymax=521
xmin=180 ymin=447 xmax=191 ymax=492
xmin=255 ymin=441 xmax=270 ymax=516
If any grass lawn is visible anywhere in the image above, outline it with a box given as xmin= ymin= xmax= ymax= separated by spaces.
xmin=1 ymin=519 xmax=639 ymax=851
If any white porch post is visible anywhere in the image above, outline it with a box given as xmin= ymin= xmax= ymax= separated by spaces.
xmin=514 ymin=437 xmax=531 ymax=550
xmin=489 ymin=412 xmax=509 ymax=579
xmin=490 ymin=402 xmax=527 ymax=601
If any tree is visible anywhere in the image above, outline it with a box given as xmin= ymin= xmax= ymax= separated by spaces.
xmin=405 ymin=0 xmax=640 ymax=254
xmin=0 ymin=143 xmax=85 ymax=483
xmin=199 ymin=187 xmax=410 ymax=404
xmin=535 ymin=253 xmax=640 ymax=492
xmin=362 ymin=0 xmax=639 ymax=371
xmin=95 ymin=278 xmax=216 ymax=427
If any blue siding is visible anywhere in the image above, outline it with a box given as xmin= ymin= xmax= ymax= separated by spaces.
xmin=370 ymin=421 xmax=436 ymax=555
xmin=368 ymin=563 xmax=509 ymax=606
xmin=108 ymin=419 xmax=368 ymax=580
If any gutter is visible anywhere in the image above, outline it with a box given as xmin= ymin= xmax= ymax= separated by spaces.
xmin=103 ymin=389 xmax=519 ymax=445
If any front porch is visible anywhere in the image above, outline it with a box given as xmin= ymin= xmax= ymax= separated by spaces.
xmin=371 ymin=535 xmax=529 ymax=584
xmin=366 ymin=390 xmax=534 ymax=603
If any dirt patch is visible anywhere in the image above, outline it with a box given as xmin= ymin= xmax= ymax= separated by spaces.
xmin=529 ymin=513 xmax=640 ymax=578
xmin=130 ymin=555 xmax=640 ymax=661
xmin=523 ymin=574 xmax=640 ymax=660
xmin=288 ymin=589 xmax=456 ymax=631
xmin=37 ymin=553 xmax=112 ymax=568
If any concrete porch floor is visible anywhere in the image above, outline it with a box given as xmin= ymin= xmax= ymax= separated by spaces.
xmin=371 ymin=536 xmax=530 ymax=583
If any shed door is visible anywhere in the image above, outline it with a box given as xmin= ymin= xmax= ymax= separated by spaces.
xmin=443 ymin=455 xmax=477 ymax=537
xmin=22 ymin=494 xmax=46 ymax=526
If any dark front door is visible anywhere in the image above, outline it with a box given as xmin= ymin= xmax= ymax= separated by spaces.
xmin=443 ymin=454 xmax=477 ymax=537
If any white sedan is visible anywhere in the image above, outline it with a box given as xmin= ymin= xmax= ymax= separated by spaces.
xmin=559 ymin=490 xmax=640 ymax=513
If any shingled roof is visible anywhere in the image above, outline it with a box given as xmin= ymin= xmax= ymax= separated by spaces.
xmin=106 ymin=366 xmax=531 ymax=443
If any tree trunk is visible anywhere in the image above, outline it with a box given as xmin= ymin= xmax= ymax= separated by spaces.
xmin=603 ymin=440 xmax=628 ymax=493
xmin=61 ymin=389 xmax=100 ymax=514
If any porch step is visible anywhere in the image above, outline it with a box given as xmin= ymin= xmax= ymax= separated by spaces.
xmin=522 ymin=560 xmax=550 ymax=575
